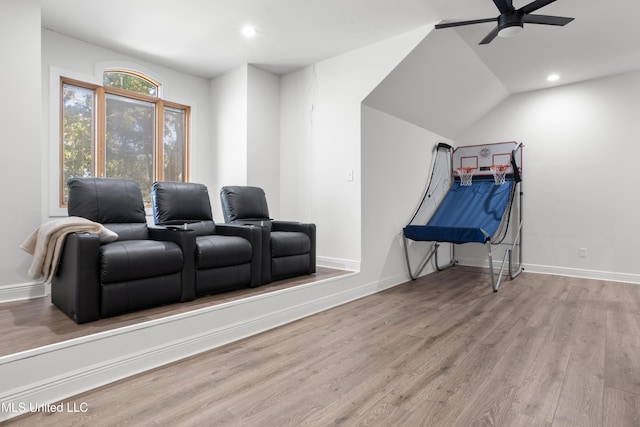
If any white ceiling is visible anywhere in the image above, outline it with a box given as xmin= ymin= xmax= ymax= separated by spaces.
xmin=41 ymin=0 xmax=640 ymax=94
xmin=364 ymin=29 xmax=511 ymax=138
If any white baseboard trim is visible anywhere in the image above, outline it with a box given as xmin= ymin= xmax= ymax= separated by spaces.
xmin=456 ymin=257 xmax=640 ymax=285
xmin=0 ymin=270 xmax=405 ymax=422
xmin=316 ymin=256 xmax=360 ymax=272
xmin=522 ymin=263 xmax=640 ymax=285
xmin=0 ymin=281 xmax=46 ymax=303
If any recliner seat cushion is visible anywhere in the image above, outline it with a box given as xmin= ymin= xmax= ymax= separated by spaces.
xmin=184 ymin=221 xmax=216 ymax=236
xmin=195 ymin=235 xmax=252 ymax=269
xmin=100 ymin=240 xmax=183 ymax=283
xmin=104 ymin=223 xmax=148 ymax=241
xmin=270 ymin=231 xmax=310 ymax=258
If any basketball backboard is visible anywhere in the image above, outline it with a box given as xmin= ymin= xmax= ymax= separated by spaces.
xmin=452 ymin=141 xmax=522 ymax=177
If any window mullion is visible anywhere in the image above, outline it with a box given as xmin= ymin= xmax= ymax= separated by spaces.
xmin=58 ymin=79 xmax=65 ymax=207
xmin=183 ymin=107 xmax=191 ymax=182
xmin=156 ymin=100 xmax=164 ymax=182
xmin=96 ymin=86 xmax=105 ymax=177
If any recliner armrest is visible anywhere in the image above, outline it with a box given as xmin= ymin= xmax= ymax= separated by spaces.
xmin=272 ymin=221 xmax=316 ymax=274
xmin=51 ymin=232 xmax=101 ymax=324
xmin=149 ymin=227 xmax=197 ymax=302
xmin=214 ymin=224 xmax=263 ymax=287
xmin=272 ymin=221 xmax=314 ymax=234
xmin=215 ymin=223 xmax=258 ymax=240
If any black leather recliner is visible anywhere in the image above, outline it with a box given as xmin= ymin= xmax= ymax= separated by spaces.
xmin=151 ymin=181 xmax=262 ymax=295
xmin=219 ymin=186 xmax=316 ymax=284
xmin=52 ymin=178 xmax=194 ymax=324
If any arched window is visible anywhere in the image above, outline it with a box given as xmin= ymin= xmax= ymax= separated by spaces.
xmin=60 ymin=69 xmax=189 ymax=205
xmin=103 ymin=69 xmax=160 ymax=97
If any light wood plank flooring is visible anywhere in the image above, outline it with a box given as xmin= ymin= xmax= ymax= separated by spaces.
xmin=5 ymin=269 xmax=640 ymax=426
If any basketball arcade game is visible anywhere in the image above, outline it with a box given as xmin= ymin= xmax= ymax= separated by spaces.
xmin=402 ymin=141 xmax=523 ymax=292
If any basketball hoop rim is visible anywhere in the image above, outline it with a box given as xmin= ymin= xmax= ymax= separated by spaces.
xmin=456 ymin=167 xmax=476 ymax=173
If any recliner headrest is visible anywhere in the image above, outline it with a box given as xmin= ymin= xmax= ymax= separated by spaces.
xmin=67 ymin=177 xmax=146 ymax=224
xmin=151 ymin=181 xmax=214 ymax=225
xmin=219 ymin=186 xmax=270 ymax=223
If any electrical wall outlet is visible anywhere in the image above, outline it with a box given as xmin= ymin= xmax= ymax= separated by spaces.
xmin=579 ymin=248 xmax=587 ymax=258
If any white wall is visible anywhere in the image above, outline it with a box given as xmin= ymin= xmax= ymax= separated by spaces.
xmin=247 ymin=66 xmax=281 ymax=218
xmin=209 ymin=65 xmax=280 ymax=219
xmin=361 ymin=105 xmax=451 ymax=282
xmin=456 ymin=70 xmax=640 ymax=283
xmin=0 ymin=0 xmax=41 ymax=292
xmin=279 ymin=67 xmax=313 ymax=223
xmin=210 ymin=65 xmax=248 ymax=212
xmin=280 ymin=26 xmax=431 ymax=269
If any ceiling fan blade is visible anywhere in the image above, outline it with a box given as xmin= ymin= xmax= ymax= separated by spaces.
xmin=523 ymin=14 xmax=574 ymax=26
xmin=493 ymin=0 xmax=515 ymax=14
xmin=521 ymin=0 xmax=556 ymax=14
xmin=435 ymin=18 xmax=496 ymax=29
xmin=479 ymin=26 xmax=501 ymax=45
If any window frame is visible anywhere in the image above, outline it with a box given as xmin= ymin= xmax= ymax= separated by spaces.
xmin=58 ymin=72 xmax=191 ymax=208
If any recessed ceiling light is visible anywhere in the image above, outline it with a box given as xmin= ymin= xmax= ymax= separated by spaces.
xmin=242 ymin=25 xmax=257 ymax=38
xmin=547 ymin=74 xmax=560 ymax=82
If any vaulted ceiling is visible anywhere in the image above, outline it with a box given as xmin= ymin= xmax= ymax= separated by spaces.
xmin=41 ymin=0 xmax=640 ymax=94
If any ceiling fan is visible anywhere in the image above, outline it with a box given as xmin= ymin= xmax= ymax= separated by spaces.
xmin=435 ymin=0 xmax=574 ymax=45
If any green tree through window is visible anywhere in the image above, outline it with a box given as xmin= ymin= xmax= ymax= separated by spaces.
xmin=61 ymin=84 xmax=95 ymax=202
xmin=60 ymin=71 xmax=190 ymax=205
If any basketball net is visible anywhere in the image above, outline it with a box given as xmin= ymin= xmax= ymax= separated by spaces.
xmin=490 ymin=165 xmax=509 ymax=185
xmin=456 ymin=167 xmax=475 ymax=186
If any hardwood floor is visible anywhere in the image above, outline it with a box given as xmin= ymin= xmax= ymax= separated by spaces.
xmin=0 ymin=266 xmax=350 ymax=356
xmin=5 ymin=269 xmax=640 ymax=426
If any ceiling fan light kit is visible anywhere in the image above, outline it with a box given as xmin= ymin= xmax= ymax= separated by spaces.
xmin=435 ymin=0 xmax=574 ymax=45
xmin=499 ymin=26 xmax=523 ymax=38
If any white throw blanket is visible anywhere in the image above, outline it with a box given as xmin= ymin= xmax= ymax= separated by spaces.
xmin=20 ymin=216 xmax=118 ymax=283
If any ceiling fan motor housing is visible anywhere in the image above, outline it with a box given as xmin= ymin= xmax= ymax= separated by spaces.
xmin=499 ymin=10 xmax=524 ymax=31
